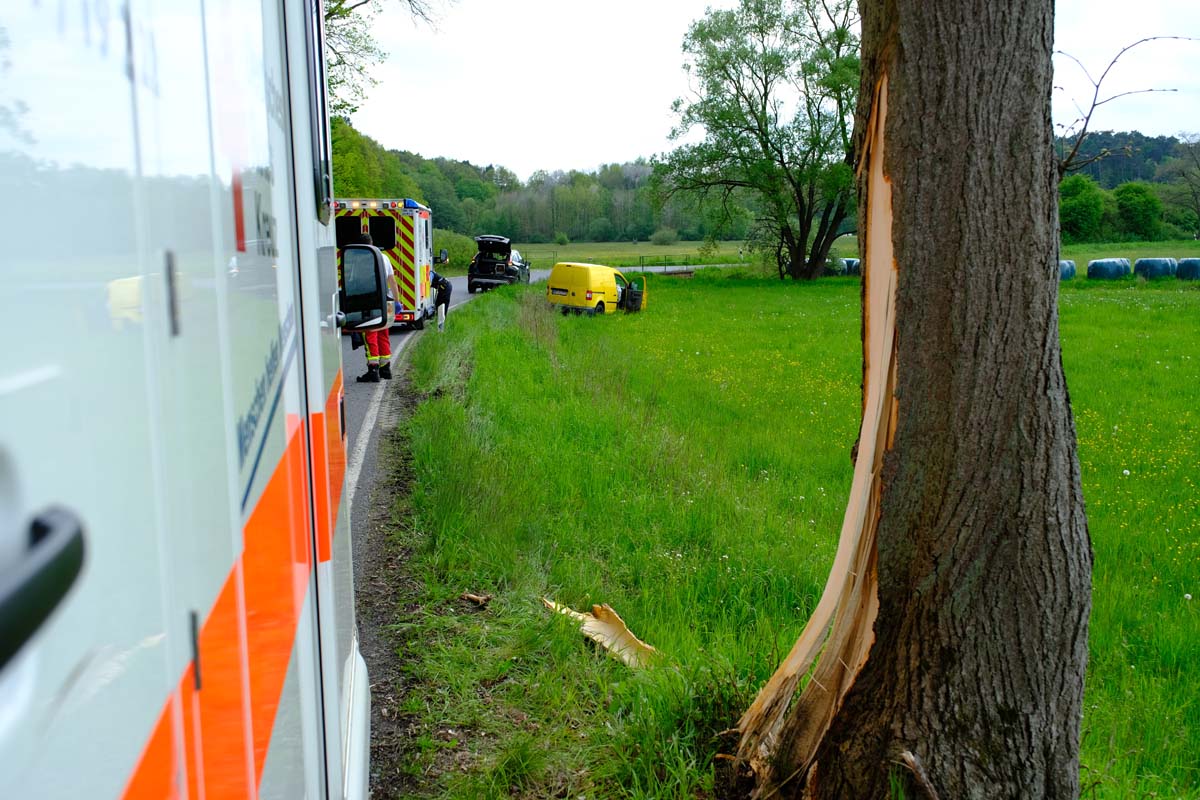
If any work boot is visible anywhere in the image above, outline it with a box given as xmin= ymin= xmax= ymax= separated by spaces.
xmin=379 ymin=363 xmax=393 ymax=380
xmin=356 ymin=365 xmax=380 ymax=383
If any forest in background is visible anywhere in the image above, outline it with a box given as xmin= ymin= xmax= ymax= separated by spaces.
xmin=330 ymin=117 xmax=741 ymax=245
xmin=330 ymin=116 xmax=1200 ymax=247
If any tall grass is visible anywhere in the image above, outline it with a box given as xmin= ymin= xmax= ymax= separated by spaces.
xmin=395 ymin=272 xmax=1199 ymax=798
xmin=514 ymin=240 xmax=748 ymax=269
xmin=1061 ymin=239 xmax=1200 ymax=267
xmin=514 ymin=236 xmax=864 ymax=272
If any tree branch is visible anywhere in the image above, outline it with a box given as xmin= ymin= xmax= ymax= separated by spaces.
xmin=1055 ymin=36 xmax=1198 ymax=176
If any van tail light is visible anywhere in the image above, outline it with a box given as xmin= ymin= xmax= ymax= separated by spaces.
xmin=586 ymin=290 xmax=593 ymax=301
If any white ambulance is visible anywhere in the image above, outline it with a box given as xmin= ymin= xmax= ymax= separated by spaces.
xmin=1 ymin=2 xmax=371 ymax=798
xmin=334 ymin=199 xmax=438 ymax=329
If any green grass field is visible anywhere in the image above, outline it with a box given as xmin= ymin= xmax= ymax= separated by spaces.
xmin=515 ymin=240 xmax=749 ymax=269
xmin=391 ymin=269 xmax=1199 ymax=798
xmin=1062 ymin=239 xmax=1200 ymax=267
xmin=513 ymin=236 xmax=865 ymax=273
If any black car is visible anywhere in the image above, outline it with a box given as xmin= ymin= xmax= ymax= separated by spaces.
xmin=468 ymin=235 xmax=530 ymax=293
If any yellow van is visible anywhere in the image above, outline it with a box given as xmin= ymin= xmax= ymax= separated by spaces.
xmin=546 ymin=262 xmax=645 ymax=315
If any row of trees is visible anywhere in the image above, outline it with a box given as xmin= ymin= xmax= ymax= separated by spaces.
xmin=1056 ymin=129 xmax=1185 ymax=188
xmin=1059 ymin=135 xmax=1200 ymax=242
xmin=330 ymin=116 xmax=744 ymax=243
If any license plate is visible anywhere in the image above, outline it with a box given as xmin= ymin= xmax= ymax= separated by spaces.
xmin=550 ymin=288 xmax=568 ymax=296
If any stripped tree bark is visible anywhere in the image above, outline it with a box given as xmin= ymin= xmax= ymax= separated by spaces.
xmin=735 ymin=1 xmax=1092 ymax=797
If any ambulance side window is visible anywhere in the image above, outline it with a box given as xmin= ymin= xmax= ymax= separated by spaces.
xmin=368 ymin=217 xmax=396 ymax=250
xmin=305 ymin=0 xmax=335 ymax=224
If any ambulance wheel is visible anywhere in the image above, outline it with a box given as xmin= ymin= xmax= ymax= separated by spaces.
xmin=593 ymin=303 xmax=604 ymax=316
xmin=413 ymin=316 xmax=425 ymax=330
xmin=561 ymin=307 xmax=570 ymax=317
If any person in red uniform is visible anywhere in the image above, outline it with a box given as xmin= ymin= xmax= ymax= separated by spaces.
xmin=356 ymin=233 xmax=398 ymax=382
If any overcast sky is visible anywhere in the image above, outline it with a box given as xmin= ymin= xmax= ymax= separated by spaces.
xmin=353 ymin=1 xmax=1200 ymax=181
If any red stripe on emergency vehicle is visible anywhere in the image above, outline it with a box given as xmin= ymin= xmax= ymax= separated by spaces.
xmin=232 ymin=170 xmax=246 ymax=253
xmin=311 ymin=371 xmax=346 ymax=563
xmin=399 ymin=216 xmax=415 ymax=251
xmin=121 ymin=376 xmax=348 ymax=795
xmin=399 ymin=275 xmax=416 ymax=309
xmin=398 ymin=216 xmax=417 ymax=310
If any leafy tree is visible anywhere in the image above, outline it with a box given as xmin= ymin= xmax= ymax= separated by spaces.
xmin=737 ymin=0 xmax=1090 ymax=795
xmin=1156 ymin=133 xmax=1200 ymax=237
xmin=379 ymin=150 xmax=422 ymax=199
xmin=1055 ymin=130 xmax=1180 ymax=188
xmin=327 ymin=118 xmax=757 ymax=242
xmin=1058 ymin=174 xmax=1106 ymax=243
xmin=330 ymin=117 xmax=382 ymax=196
xmin=454 ymin=177 xmax=493 ymax=202
xmin=431 ymin=228 xmax=475 ymax=269
xmin=411 ymin=163 xmax=464 ymax=231
xmin=324 ymin=0 xmax=438 ymax=115
xmin=587 ymin=217 xmax=614 ymax=242
xmin=657 ymin=0 xmax=858 ymax=279
xmin=1113 ymin=181 xmax=1163 ymax=240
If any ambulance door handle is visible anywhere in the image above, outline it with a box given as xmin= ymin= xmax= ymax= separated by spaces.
xmin=0 ymin=507 xmax=86 ymax=672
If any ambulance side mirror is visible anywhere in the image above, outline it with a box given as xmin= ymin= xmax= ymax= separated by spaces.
xmin=434 ymin=248 xmax=448 ymax=265
xmin=339 ymin=245 xmax=389 ymax=332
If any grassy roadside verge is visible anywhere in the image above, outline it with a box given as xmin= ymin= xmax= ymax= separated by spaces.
xmin=386 ymin=272 xmax=1198 ymax=798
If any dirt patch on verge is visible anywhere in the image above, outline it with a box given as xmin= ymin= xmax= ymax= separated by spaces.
xmin=354 ymin=372 xmax=424 ymax=797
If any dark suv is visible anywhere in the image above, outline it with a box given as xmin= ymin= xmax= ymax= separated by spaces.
xmin=468 ymin=235 xmax=530 ymax=293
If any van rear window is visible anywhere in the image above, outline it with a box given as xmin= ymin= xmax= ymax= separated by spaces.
xmin=369 ymin=217 xmax=396 ymax=250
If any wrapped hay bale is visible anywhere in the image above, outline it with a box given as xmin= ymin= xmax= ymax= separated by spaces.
xmin=1134 ymin=258 xmax=1177 ymax=279
xmin=1058 ymin=260 xmax=1076 ymax=280
xmin=1087 ymin=258 xmax=1129 ymax=279
xmin=1176 ymin=258 xmax=1200 ymax=280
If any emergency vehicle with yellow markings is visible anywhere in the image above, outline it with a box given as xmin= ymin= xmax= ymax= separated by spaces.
xmin=1 ymin=2 xmax=371 ymax=798
xmin=334 ymin=198 xmax=436 ymax=329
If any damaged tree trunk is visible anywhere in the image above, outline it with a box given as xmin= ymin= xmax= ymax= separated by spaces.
xmin=736 ymin=1 xmax=1092 ymax=798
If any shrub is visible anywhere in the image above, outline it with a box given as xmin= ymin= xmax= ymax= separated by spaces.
xmin=650 ymin=227 xmax=679 ymax=246
xmin=1059 ymin=174 xmax=1106 ymax=243
xmin=1113 ymin=182 xmax=1163 ymax=241
xmin=554 ymin=231 xmax=570 ymax=246
xmin=587 ymin=217 xmax=614 ymax=242
xmin=432 ymin=228 xmax=476 ymax=272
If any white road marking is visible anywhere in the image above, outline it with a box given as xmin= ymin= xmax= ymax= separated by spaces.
xmin=345 ymin=335 xmax=412 ymax=509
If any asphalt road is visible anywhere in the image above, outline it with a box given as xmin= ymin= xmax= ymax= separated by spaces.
xmin=340 ymin=274 xmax=473 ymax=551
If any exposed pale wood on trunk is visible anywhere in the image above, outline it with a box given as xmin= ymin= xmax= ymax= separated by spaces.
xmin=735 ymin=76 xmax=897 ymax=796
xmin=737 ymin=1 xmax=1091 ymax=797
